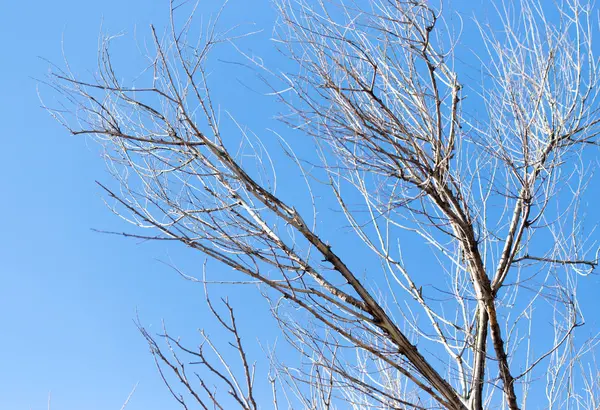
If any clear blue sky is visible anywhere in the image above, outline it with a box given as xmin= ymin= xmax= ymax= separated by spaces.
xmin=2 ymin=1 xmax=599 ymax=409
xmin=0 ymin=1 xmax=282 ymax=409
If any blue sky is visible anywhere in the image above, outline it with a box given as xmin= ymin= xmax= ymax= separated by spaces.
xmin=2 ymin=1 xmax=600 ymax=409
xmin=1 ymin=1 xmax=281 ymax=409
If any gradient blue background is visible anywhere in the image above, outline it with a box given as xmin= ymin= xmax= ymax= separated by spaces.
xmin=2 ymin=1 xmax=599 ymax=409
xmin=1 ymin=1 xmax=281 ymax=409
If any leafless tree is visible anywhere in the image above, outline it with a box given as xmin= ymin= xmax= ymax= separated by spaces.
xmin=44 ymin=0 xmax=600 ymax=408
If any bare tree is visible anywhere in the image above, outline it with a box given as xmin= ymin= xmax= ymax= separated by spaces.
xmin=44 ymin=0 xmax=600 ymax=408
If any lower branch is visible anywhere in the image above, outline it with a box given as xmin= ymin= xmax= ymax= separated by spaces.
xmin=469 ymin=307 xmax=488 ymax=410
xmin=485 ymin=300 xmax=519 ymax=410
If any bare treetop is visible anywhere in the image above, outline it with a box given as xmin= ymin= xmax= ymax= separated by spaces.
xmin=45 ymin=0 xmax=600 ymax=408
